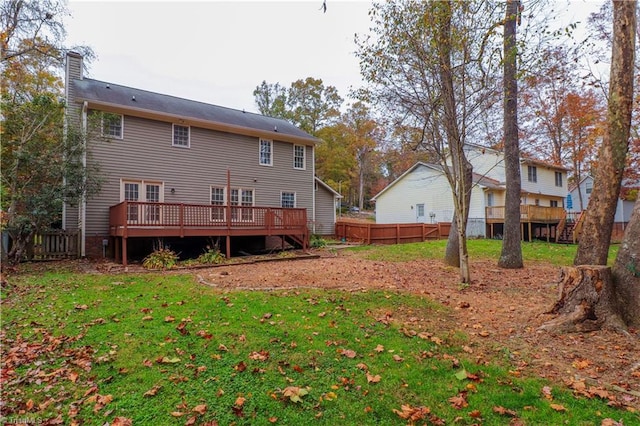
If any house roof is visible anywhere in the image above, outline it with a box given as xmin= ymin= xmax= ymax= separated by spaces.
xmin=372 ymin=161 xmax=511 ymax=202
xmin=71 ymin=78 xmax=319 ymax=145
xmin=315 ymin=177 xmax=342 ymax=198
xmin=371 ymin=162 xmax=442 ymax=201
xmin=519 ymin=155 xmax=571 ymax=171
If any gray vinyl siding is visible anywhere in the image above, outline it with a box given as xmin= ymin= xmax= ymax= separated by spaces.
xmin=85 ymin=114 xmax=315 ymax=235
xmin=314 ymin=184 xmax=337 ymax=235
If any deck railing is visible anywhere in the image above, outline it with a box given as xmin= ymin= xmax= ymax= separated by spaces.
xmin=485 ymin=205 xmax=566 ymax=222
xmin=109 ymin=201 xmax=308 ymax=235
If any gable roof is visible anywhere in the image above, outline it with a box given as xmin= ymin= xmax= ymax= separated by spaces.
xmin=372 ymin=161 xmax=508 ymax=202
xmin=315 ymin=177 xmax=342 ymax=198
xmin=71 ymin=78 xmax=319 ymax=145
xmin=371 ymin=162 xmax=442 ymax=201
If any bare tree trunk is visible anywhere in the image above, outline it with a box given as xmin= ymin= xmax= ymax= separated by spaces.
xmin=574 ymin=0 xmax=636 ymax=266
xmin=612 ymin=197 xmax=640 ymax=327
xmin=436 ymin=1 xmax=472 ymax=283
xmin=499 ymin=0 xmax=523 ymax=269
xmin=444 ymin=165 xmax=473 ymax=268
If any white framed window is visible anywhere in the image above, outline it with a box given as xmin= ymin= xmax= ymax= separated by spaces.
xmin=293 ymin=145 xmax=306 ymax=170
xmin=102 ymin=112 xmax=123 ymax=139
xmin=550 ymin=200 xmax=558 ymax=207
xmin=555 ymin=171 xmax=563 ymax=187
xmin=121 ymin=180 xmax=163 ymax=224
xmin=173 ymin=124 xmax=190 ymax=148
xmin=259 ymin=139 xmax=272 ymax=166
xmin=586 ymin=180 xmax=593 ymax=194
xmin=527 ymin=165 xmax=537 ymax=183
xmin=487 ymin=193 xmax=494 ymax=207
xmin=210 ymin=186 xmax=226 ymax=221
xmin=281 ymin=192 xmax=296 ymax=208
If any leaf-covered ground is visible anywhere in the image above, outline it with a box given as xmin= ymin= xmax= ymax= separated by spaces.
xmin=193 ymin=250 xmax=640 ymax=406
xmin=2 ymin=247 xmax=639 ymax=425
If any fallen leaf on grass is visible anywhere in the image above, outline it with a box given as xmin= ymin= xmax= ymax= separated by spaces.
xmin=111 ymin=417 xmax=133 ymax=426
xmin=374 ymin=344 xmax=384 ymax=353
xmin=392 ymin=404 xmax=431 ymax=421
xmin=493 ymin=406 xmax=517 ymax=417
xmin=392 ymin=354 xmax=404 ymax=362
xmin=176 ymin=321 xmax=189 ymax=335
xmin=542 ymin=386 xmax=553 ymax=400
xmin=366 ymin=372 xmax=381 ymax=383
xmin=249 ymin=350 xmax=270 ymax=361
xmin=550 ymin=403 xmax=566 ymax=412
xmin=234 ymin=361 xmax=247 ymax=372
xmin=75 ymin=304 xmax=88 ymax=310
xmin=171 ymin=411 xmax=185 ymax=417
xmin=157 ymin=356 xmax=181 ymax=364
xmin=448 ymin=392 xmax=469 ymax=409
xmin=143 ymin=385 xmax=162 ymax=397
xmin=268 ymin=416 xmax=278 ymax=423
xmin=165 ymin=316 xmax=176 ymax=322
xmin=339 ymin=348 xmax=357 ymax=358
xmin=356 ymin=363 xmax=368 ymax=370
xmin=142 ymin=315 xmax=153 ymax=321
xmin=281 ymin=386 xmax=309 ymax=403
xmin=193 ymin=404 xmax=207 ymax=415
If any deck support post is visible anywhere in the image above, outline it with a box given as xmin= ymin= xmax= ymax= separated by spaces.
xmin=225 ymin=236 xmax=231 ymax=259
xmin=122 ymin=237 xmax=128 ymax=266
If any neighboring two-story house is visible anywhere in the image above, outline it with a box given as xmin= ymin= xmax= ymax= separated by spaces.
xmin=64 ymin=52 xmax=338 ymax=264
xmin=372 ymin=144 xmax=570 ymax=240
xmin=568 ymin=175 xmax=637 ymax=242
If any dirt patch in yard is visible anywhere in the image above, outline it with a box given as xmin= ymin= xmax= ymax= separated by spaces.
xmin=193 ymin=249 xmax=640 ymax=409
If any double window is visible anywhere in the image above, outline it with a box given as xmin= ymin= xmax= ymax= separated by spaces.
xmin=173 ymin=124 xmax=190 ymax=148
xmin=293 ymin=145 xmax=305 ymax=170
xmin=527 ymin=165 xmax=537 ymax=183
xmin=122 ymin=180 xmax=163 ymax=223
xmin=212 ymin=187 xmax=255 ymax=221
xmin=259 ymin=139 xmax=272 ymax=166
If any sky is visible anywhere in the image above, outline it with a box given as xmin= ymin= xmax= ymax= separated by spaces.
xmin=64 ymin=0 xmax=373 ymax=113
xmin=64 ymin=0 xmax=604 ymax=114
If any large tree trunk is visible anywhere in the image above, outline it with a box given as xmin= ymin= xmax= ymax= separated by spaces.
xmin=612 ymin=197 xmax=640 ymax=327
xmin=539 ymin=265 xmax=626 ymax=333
xmin=574 ymin=0 xmax=636 ymax=266
xmin=543 ymin=1 xmax=637 ymax=333
xmin=498 ymin=0 xmax=523 ymax=269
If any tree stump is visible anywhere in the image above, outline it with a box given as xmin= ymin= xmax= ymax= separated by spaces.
xmin=539 ymin=265 xmax=627 ymax=333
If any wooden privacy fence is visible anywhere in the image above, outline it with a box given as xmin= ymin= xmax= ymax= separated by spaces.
xmin=30 ymin=230 xmax=81 ymax=260
xmin=335 ymin=221 xmax=451 ymax=245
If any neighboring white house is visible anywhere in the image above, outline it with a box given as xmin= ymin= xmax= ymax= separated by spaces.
xmin=568 ymin=175 xmax=636 ymax=224
xmin=372 ymin=144 xmax=569 ymax=239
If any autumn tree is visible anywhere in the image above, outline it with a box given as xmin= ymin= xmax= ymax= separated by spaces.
xmin=541 ymin=1 xmax=637 ymax=332
xmin=253 ymin=77 xmax=343 ymax=135
xmin=574 ymin=1 xmax=636 ymax=266
xmin=1 ymin=0 xmax=99 ymax=265
xmin=356 ymin=0 xmax=503 ymax=283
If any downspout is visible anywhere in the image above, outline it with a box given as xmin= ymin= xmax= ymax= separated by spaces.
xmin=311 ymin=145 xmax=316 ymax=234
xmin=80 ymin=101 xmax=88 ymax=257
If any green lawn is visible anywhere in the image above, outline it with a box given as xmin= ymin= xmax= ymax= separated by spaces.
xmin=348 ymin=239 xmax=619 ymax=266
xmin=1 ymin=248 xmax=635 ymax=425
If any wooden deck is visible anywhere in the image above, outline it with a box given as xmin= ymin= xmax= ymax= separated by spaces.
xmin=485 ymin=205 xmax=570 ymax=242
xmin=485 ymin=205 xmax=566 ymax=223
xmin=109 ymin=201 xmax=309 ymax=265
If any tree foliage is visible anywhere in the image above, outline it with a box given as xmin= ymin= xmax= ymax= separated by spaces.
xmin=355 ymin=0 xmax=504 ymax=282
xmin=1 ymin=0 xmax=99 ymax=265
xmin=253 ymin=77 xmax=343 ymax=135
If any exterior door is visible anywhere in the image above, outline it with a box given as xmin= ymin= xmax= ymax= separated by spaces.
xmin=416 ymin=203 xmax=425 ymax=223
